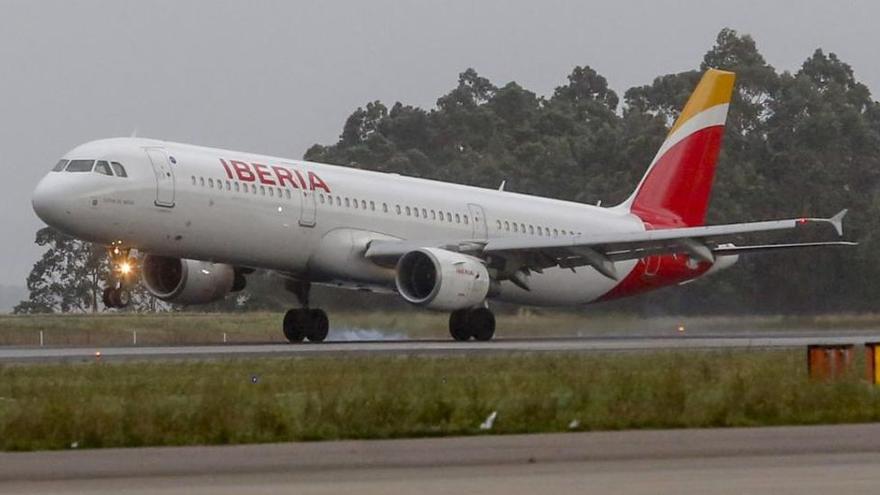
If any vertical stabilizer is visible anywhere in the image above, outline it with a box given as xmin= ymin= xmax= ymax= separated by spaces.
xmin=621 ymin=69 xmax=736 ymax=227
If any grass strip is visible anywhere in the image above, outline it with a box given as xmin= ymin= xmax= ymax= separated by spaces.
xmin=1 ymin=350 xmax=879 ymax=451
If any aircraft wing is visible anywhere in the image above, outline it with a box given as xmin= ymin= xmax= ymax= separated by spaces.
xmin=364 ymin=209 xmax=853 ymax=281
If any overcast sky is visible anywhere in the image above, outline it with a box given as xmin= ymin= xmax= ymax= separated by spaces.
xmin=2 ymin=0 xmax=879 ymax=288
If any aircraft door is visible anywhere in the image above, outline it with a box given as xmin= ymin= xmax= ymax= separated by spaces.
xmin=468 ymin=203 xmax=488 ymax=240
xmin=299 ymin=188 xmax=316 ymax=227
xmin=144 ymin=148 xmax=175 ymax=207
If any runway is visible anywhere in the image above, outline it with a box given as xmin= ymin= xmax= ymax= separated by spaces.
xmin=1 ymin=332 xmax=880 ymax=363
xmin=2 ymin=423 xmax=880 ymax=494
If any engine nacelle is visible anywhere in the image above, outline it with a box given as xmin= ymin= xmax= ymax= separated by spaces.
xmin=142 ymin=255 xmax=234 ymax=305
xmin=395 ymin=248 xmax=490 ymax=311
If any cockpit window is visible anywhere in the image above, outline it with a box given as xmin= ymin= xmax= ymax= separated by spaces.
xmin=65 ymin=159 xmax=95 ymax=172
xmin=94 ymin=160 xmax=113 ymax=176
xmin=52 ymin=159 xmax=68 ymax=172
xmin=111 ymin=162 xmax=127 ymax=177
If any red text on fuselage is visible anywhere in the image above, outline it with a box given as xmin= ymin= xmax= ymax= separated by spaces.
xmin=219 ymin=158 xmax=331 ymax=193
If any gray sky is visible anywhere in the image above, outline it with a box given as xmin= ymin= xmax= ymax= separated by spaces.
xmin=2 ymin=0 xmax=879 ymax=288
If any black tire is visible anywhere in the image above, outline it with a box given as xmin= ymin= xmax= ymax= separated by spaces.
xmin=282 ymin=309 xmax=306 ymax=343
xmin=306 ymin=309 xmax=329 ymax=343
xmin=469 ymin=308 xmax=496 ymax=341
xmin=115 ymin=289 xmax=131 ymax=308
xmin=102 ymin=287 xmax=115 ymax=308
xmin=449 ymin=309 xmax=472 ymax=341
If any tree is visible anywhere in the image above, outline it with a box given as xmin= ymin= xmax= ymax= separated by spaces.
xmin=14 ymin=227 xmax=109 ymax=313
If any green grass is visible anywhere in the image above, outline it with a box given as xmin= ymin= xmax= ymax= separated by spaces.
xmin=3 ymin=311 xmax=880 ymax=346
xmin=1 ymin=350 xmax=879 ymax=451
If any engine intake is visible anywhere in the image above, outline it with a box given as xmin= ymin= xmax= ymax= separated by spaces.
xmin=395 ymin=248 xmax=490 ymax=311
xmin=142 ymin=255 xmax=235 ymax=305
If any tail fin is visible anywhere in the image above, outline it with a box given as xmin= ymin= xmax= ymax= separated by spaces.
xmin=621 ymin=69 xmax=736 ymax=227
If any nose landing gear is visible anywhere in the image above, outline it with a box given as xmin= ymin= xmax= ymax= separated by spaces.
xmin=104 ymin=243 xmax=136 ymax=310
xmin=282 ymin=280 xmax=329 ymax=343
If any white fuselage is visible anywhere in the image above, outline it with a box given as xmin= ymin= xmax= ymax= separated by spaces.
xmin=33 ymin=138 xmax=662 ymax=307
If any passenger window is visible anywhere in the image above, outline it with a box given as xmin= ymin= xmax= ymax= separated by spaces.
xmin=504 ymin=221 xmax=510 ymax=231
xmin=537 ymin=226 xmax=543 ymax=236
xmin=227 ymin=181 xmax=232 ymax=191
xmin=413 ymin=208 xmax=419 ymax=218
xmin=446 ymin=212 xmax=452 ymax=222
xmin=383 ymin=203 xmax=388 ymax=213
xmin=362 ymin=200 xmax=367 ymax=210
xmin=52 ymin=159 xmax=68 ymax=172
xmin=464 ymin=215 xmax=469 ymax=225
xmin=234 ymin=182 xmax=240 ymax=192
xmin=405 ymin=206 xmax=411 ymax=216
xmin=286 ymin=190 xmax=291 ymax=199
xmin=208 ymin=178 xmax=214 ymax=188
xmin=455 ymin=213 xmax=461 ymax=224
xmin=353 ymin=199 xmax=359 ymax=209
xmin=421 ymin=208 xmax=427 ymax=218
xmin=217 ymin=180 xmax=223 ymax=190
xmin=260 ymin=186 xmax=266 ymax=195
xmin=496 ymin=220 xmax=502 ymax=230
xmin=345 ymin=198 xmax=350 ymax=207
xmin=191 ymin=176 xmax=196 ymax=185
xmin=336 ymin=197 xmax=341 ymax=206
xmin=396 ymin=205 xmax=401 ymax=215
xmin=110 ymin=162 xmax=127 ymax=177
xmin=269 ymin=188 xmax=274 ymax=197
xmin=320 ymin=194 xmax=325 ymax=204
xmin=513 ymin=223 xmax=518 ymax=232
xmin=529 ymin=225 xmax=534 ymax=235
xmin=520 ymin=223 xmax=526 ymax=233
xmin=66 ymin=159 xmax=94 ymax=172
xmin=370 ymin=201 xmax=375 ymax=211
xmin=200 ymin=177 xmax=205 ymax=187
xmin=553 ymin=229 xmax=559 ymax=236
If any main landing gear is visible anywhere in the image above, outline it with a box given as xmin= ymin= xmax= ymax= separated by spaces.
xmin=449 ymin=307 xmax=496 ymax=341
xmin=282 ymin=280 xmax=329 ymax=343
xmin=104 ymin=243 xmax=135 ymax=309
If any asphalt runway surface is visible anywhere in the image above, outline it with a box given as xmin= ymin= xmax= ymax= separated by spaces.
xmin=2 ymin=332 xmax=880 ymax=363
xmin=2 ymin=423 xmax=880 ymax=494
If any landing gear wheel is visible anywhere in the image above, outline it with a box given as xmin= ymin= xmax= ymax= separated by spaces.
xmin=102 ymin=287 xmax=114 ymax=308
xmin=282 ymin=309 xmax=306 ymax=343
xmin=282 ymin=308 xmax=330 ymax=343
xmin=113 ymin=289 xmax=131 ymax=308
xmin=469 ymin=308 xmax=496 ymax=341
xmin=306 ymin=309 xmax=329 ymax=343
xmin=102 ymin=287 xmax=131 ymax=309
xmin=449 ymin=310 xmax=472 ymax=341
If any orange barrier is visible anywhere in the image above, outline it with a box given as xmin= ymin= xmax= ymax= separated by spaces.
xmin=807 ymin=345 xmax=854 ymax=381
xmin=866 ymin=343 xmax=880 ymax=385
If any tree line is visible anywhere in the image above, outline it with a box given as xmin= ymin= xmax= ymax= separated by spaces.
xmin=17 ymin=29 xmax=880 ymax=314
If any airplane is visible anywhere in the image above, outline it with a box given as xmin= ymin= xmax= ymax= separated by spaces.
xmin=31 ymin=69 xmax=854 ymax=342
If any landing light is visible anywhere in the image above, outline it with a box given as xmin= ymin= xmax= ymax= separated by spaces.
xmin=119 ymin=262 xmax=133 ymax=275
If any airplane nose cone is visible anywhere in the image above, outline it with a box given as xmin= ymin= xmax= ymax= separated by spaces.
xmin=32 ymin=175 xmax=66 ymax=228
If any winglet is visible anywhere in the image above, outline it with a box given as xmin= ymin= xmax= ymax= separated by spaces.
xmin=829 ymin=209 xmax=847 ymax=236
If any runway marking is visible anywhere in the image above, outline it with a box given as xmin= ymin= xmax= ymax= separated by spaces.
xmin=2 ymin=333 xmax=880 ymax=363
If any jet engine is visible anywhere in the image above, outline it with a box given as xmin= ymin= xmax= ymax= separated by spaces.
xmin=395 ymin=248 xmax=491 ymax=311
xmin=142 ymin=255 xmax=235 ymax=305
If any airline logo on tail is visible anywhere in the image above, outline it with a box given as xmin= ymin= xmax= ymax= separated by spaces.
xmin=624 ymin=69 xmax=736 ymax=228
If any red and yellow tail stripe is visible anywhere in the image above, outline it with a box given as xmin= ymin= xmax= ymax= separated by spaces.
xmin=622 ymin=69 xmax=736 ymax=228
